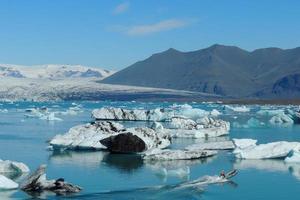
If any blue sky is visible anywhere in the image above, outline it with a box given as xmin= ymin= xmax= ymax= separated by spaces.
xmin=0 ymin=0 xmax=300 ymax=70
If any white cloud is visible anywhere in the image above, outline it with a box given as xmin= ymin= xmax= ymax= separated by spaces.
xmin=126 ymin=19 xmax=190 ymax=36
xmin=113 ymin=2 xmax=130 ymax=15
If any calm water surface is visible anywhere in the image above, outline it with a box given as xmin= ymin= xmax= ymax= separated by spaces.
xmin=0 ymin=101 xmax=299 ymax=200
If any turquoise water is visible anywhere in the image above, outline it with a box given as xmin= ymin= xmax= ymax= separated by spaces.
xmin=0 ymin=101 xmax=300 ymax=200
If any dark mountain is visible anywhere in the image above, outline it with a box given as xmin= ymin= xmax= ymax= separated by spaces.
xmin=102 ymin=44 xmax=300 ymax=98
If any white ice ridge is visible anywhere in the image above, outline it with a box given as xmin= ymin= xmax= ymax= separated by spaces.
xmin=91 ymin=104 xmax=218 ymax=122
xmin=143 ymin=149 xmax=217 ymax=160
xmin=0 ymin=159 xmax=30 ymax=174
xmin=224 ymin=105 xmax=250 ymax=112
xmin=233 ymin=139 xmax=300 ymax=159
xmin=49 ymin=121 xmax=171 ymax=152
xmin=0 ymin=175 xmax=19 ymax=190
xmin=166 ymin=116 xmax=230 ymax=138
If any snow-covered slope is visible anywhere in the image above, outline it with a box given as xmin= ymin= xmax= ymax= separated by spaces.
xmin=0 ymin=77 xmax=215 ymax=101
xmin=0 ymin=64 xmax=114 ymax=79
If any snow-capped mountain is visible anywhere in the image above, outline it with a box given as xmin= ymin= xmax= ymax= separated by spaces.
xmin=0 ymin=64 xmax=114 ymax=79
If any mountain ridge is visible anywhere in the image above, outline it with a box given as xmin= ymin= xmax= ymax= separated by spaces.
xmin=102 ymin=44 xmax=300 ymax=98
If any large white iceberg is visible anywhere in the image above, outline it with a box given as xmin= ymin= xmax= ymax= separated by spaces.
xmin=167 ymin=117 xmax=230 ymax=138
xmin=49 ymin=121 xmax=171 ymax=153
xmin=0 ymin=159 xmax=30 ymax=174
xmin=143 ymin=149 xmax=217 ymax=161
xmin=49 ymin=121 xmax=125 ymax=150
xmin=233 ymin=139 xmax=300 ymax=159
xmin=0 ymin=175 xmax=19 ymax=190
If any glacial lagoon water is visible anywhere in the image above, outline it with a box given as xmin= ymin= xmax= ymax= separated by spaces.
xmin=0 ymin=101 xmax=300 ymax=199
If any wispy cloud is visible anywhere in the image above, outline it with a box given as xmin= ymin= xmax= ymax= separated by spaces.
xmin=113 ymin=2 xmax=130 ymax=15
xmin=125 ymin=19 xmax=191 ymax=36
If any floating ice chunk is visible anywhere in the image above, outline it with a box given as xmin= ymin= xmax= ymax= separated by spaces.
xmin=49 ymin=121 xmax=125 ymax=150
xmin=50 ymin=121 xmax=170 ymax=153
xmin=92 ymin=107 xmax=174 ymax=121
xmin=257 ymin=109 xmax=285 ymax=116
xmin=185 ymin=141 xmax=235 ymax=151
xmin=269 ymin=113 xmax=294 ymax=126
xmin=232 ymin=118 xmax=265 ymax=128
xmin=0 ymin=160 xmax=30 ymax=174
xmin=40 ymin=112 xmax=62 ymax=121
xmin=175 ymin=104 xmax=209 ymax=119
xmin=168 ymin=117 xmax=230 ymax=138
xmin=210 ymin=109 xmax=221 ymax=117
xmin=169 ymin=117 xmax=197 ymax=130
xmin=0 ymin=175 xmax=19 ymax=190
xmin=285 ymin=150 xmax=300 ymax=163
xmin=233 ymin=140 xmax=300 ymax=159
xmin=224 ymin=105 xmax=250 ymax=112
xmin=143 ymin=149 xmax=217 ymax=160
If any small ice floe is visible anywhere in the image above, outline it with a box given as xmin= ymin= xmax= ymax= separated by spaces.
xmin=166 ymin=116 xmax=230 ymax=138
xmin=233 ymin=138 xmax=300 ymax=159
xmin=49 ymin=121 xmax=171 ymax=153
xmin=269 ymin=113 xmax=294 ymax=126
xmin=40 ymin=113 xmax=62 ymax=121
xmin=0 ymin=159 xmax=30 ymax=175
xmin=232 ymin=117 xmax=265 ymax=128
xmin=224 ymin=105 xmax=250 ymax=112
xmin=257 ymin=109 xmax=285 ymax=116
xmin=0 ymin=175 xmax=19 ymax=190
xmin=171 ymin=104 xmax=209 ymax=119
xmin=185 ymin=140 xmax=235 ymax=151
xmin=143 ymin=149 xmax=217 ymax=161
xmin=21 ymin=165 xmax=82 ymax=195
xmin=210 ymin=109 xmax=221 ymax=117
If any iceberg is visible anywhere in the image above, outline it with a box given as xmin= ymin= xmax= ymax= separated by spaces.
xmin=224 ymin=105 xmax=250 ymax=112
xmin=49 ymin=121 xmax=171 ymax=153
xmin=92 ymin=105 xmax=211 ymax=122
xmin=49 ymin=121 xmax=125 ymax=150
xmin=185 ymin=140 xmax=235 ymax=151
xmin=232 ymin=118 xmax=265 ymax=128
xmin=143 ymin=149 xmax=217 ymax=161
xmin=269 ymin=113 xmax=294 ymax=126
xmin=210 ymin=109 xmax=221 ymax=117
xmin=21 ymin=165 xmax=82 ymax=195
xmin=40 ymin=112 xmax=62 ymax=121
xmin=0 ymin=175 xmax=19 ymax=190
xmin=92 ymin=107 xmax=174 ymax=121
xmin=257 ymin=109 xmax=285 ymax=116
xmin=233 ymin=139 xmax=300 ymax=159
xmin=167 ymin=117 xmax=230 ymax=138
xmin=0 ymin=159 xmax=30 ymax=175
